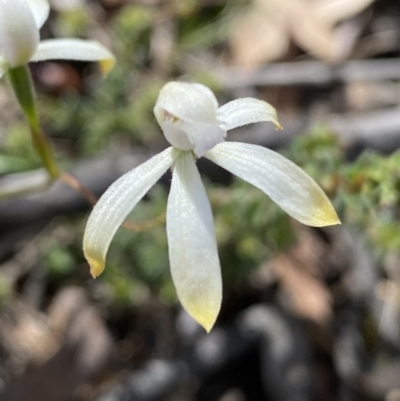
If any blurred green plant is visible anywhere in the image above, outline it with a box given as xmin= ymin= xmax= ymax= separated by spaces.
xmin=286 ymin=127 xmax=400 ymax=256
xmin=0 ymin=122 xmax=42 ymax=174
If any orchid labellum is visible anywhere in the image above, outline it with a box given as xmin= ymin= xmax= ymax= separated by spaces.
xmin=83 ymin=81 xmax=340 ymax=332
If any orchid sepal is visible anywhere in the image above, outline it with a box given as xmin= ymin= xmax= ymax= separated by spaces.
xmin=83 ymin=148 xmax=176 ymax=278
xmin=31 ymin=39 xmax=116 ymax=77
xmin=206 ymin=142 xmax=340 ymax=227
xmin=167 ymin=150 xmax=222 ymax=332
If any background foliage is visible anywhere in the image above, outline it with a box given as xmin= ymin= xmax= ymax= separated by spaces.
xmin=1 ymin=0 xmax=400 ymax=400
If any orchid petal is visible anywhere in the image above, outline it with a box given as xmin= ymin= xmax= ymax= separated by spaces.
xmin=154 ymin=81 xmax=226 ymax=156
xmin=31 ymin=39 xmax=116 ymax=76
xmin=26 ymin=0 xmax=50 ymax=29
xmin=217 ymin=98 xmax=282 ymax=131
xmin=167 ymin=151 xmax=222 ymax=332
xmin=0 ymin=0 xmax=39 ymax=67
xmin=206 ymin=142 xmax=340 ymax=227
xmin=83 ymin=147 xmax=175 ymax=278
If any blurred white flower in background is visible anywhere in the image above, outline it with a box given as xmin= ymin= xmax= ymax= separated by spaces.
xmin=231 ymin=0 xmax=376 ymax=66
xmin=0 ymin=0 xmax=114 ymax=78
xmin=83 ymin=81 xmax=340 ymax=332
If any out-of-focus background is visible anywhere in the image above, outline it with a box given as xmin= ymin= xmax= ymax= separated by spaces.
xmin=1 ymin=0 xmax=400 ymax=400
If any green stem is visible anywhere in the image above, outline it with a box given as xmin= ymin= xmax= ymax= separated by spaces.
xmin=7 ymin=65 xmax=60 ymax=178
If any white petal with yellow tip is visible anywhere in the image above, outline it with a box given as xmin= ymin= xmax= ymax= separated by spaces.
xmin=206 ymin=142 xmax=340 ymax=227
xmin=83 ymin=147 xmax=175 ymax=278
xmin=167 ymin=151 xmax=222 ymax=332
xmin=31 ymin=39 xmax=116 ymax=76
xmin=217 ymin=98 xmax=282 ymax=131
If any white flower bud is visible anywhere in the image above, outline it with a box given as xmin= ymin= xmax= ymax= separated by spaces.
xmin=0 ymin=0 xmax=39 ymax=67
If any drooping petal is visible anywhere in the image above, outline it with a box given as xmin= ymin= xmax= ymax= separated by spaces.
xmin=83 ymin=147 xmax=175 ymax=278
xmin=167 ymin=151 xmax=222 ymax=332
xmin=0 ymin=0 xmax=39 ymax=67
xmin=206 ymin=142 xmax=340 ymax=227
xmin=26 ymin=0 xmax=50 ymax=28
xmin=217 ymin=98 xmax=282 ymax=131
xmin=31 ymin=39 xmax=116 ymax=76
xmin=154 ymin=81 xmax=226 ymax=156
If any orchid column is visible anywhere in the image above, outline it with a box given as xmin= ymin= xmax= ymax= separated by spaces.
xmin=0 ymin=0 xmax=115 ymax=178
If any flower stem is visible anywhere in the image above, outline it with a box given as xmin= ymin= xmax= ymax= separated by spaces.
xmin=60 ymin=172 xmax=98 ymax=205
xmin=6 ymin=65 xmax=164 ymax=233
xmin=122 ymin=212 xmax=166 ymax=232
xmin=59 ymin=171 xmax=165 ymax=231
xmin=7 ymin=65 xmax=60 ymax=178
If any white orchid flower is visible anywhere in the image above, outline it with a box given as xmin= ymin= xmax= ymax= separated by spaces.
xmin=0 ymin=0 xmax=114 ymax=78
xmin=83 ymin=81 xmax=340 ymax=332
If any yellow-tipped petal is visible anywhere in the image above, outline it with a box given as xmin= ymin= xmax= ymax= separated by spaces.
xmin=167 ymin=151 xmax=222 ymax=333
xmin=305 ymin=185 xmax=341 ymax=227
xmin=206 ymin=142 xmax=341 ymax=228
xmin=217 ymin=97 xmax=282 ymax=132
xmin=182 ymin=294 xmax=221 ymax=333
xmin=99 ymin=57 xmax=116 ymax=77
xmin=31 ymin=39 xmax=115 ymax=76
xmin=85 ymin=252 xmax=105 ymax=278
xmin=83 ymin=148 xmax=175 ymax=281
